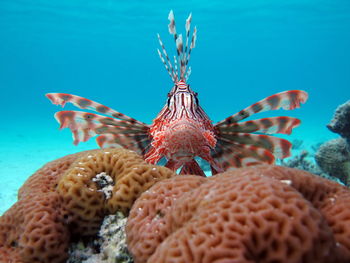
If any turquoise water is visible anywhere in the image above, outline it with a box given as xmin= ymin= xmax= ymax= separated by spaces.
xmin=0 ymin=0 xmax=350 ymax=214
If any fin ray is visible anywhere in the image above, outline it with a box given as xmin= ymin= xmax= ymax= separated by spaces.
xmin=217 ymin=116 xmax=301 ymax=135
xmin=211 ymin=139 xmax=275 ymax=170
xmin=46 ymin=93 xmax=146 ymax=127
xmin=215 ymin=90 xmax=308 ymax=126
xmin=159 ymin=10 xmax=197 ymax=82
xmin=54 ymin=110 xmax=149 ymax=148
xmin=216 ymin=133 xmax=292 ymax=159
xmin=96 ymin=134 xmax=151 ymax=155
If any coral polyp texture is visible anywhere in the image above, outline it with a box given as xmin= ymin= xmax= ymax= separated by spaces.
xmin=327 ymin=100 xmax=350 ymax=144
xmin=315 ymin=138 xmax=350 ymax=186
xmin=0 ymin=152 xmax=82 ymax=263
xmin=316 ymin=100 xmax=350 ymax=185
xmin=58 ymin=148 xmax=176 ymax=236
xmin=0 ymin=148 xmax=176 ymax=263
xmin=126 ymin=165 xmax=350 ymax=263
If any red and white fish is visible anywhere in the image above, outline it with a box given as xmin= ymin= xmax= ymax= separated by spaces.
xmin=46 ymin=10 xmax=308 ymax=176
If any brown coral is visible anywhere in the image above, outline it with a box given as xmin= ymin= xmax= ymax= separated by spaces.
xmin=126 ymin=165 xmax=350 ymax=263
xmin=0 ymin=148 xmax=176 ymax=263
xmin=58 ymin=148 xmax=176 ymax=235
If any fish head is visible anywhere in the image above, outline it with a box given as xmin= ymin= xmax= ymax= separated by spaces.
xmin=166 ymin=79 xmax=199 ymax=112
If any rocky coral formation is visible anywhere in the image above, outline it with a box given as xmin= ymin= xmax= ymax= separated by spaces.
xmin=58 ymin=148 xmax=175 ymax=236
xmin=316 ymin=100 xmax=350 ymax=185
xmin=280 ymin=148 xmax=345 ymax=185
xmin=327 ymin=100 xmax=350 ymax=148
xmin=0 ymin=148 xmax=175 ymax=263
xmin=315 ymin=138 xmax=350 ymax=186
xmin=280 ymin=150 xmax=316 ymax=172
xmin=127 ymin=165 xmax=350 ymax=263
xmin=68 ymin=212 xmax=133 ymax=263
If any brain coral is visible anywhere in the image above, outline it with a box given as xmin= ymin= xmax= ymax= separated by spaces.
xmin=126 ymin=165 xmax=350 ymax=263
xmin=58 ymin=148 xmax=176 ymax=236
xmin=0 ymin=148 xmax=175 ymax=263
xmin=0 ymin=152 xmax=81 ymax=263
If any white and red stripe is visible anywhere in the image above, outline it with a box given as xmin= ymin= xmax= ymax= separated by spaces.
xmin=46 ymin=11 xmax=308 ymax=176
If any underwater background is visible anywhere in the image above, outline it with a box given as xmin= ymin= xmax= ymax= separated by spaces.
xmin=0 ymin=0 xmax=350 ymax=215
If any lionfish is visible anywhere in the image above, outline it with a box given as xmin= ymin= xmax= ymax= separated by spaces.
xmin=46 ymin=10 xmax=308 ymax=176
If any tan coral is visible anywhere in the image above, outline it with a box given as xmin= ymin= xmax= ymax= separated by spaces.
xmin=0 ymin=148 xmax=176 ymax=263
xmin=126 ymin=165 xmax=350 ymax=263
xmin=58 ymin=148 xmax=176 ymax=236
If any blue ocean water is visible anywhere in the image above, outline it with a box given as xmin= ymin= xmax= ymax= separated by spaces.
xmin=0 ymin=0 xmax=350 ymax=214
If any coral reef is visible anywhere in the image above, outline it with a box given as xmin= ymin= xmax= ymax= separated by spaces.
xmin=127 ymin=165 xmax=350 ymax=263
xmin=281 ymin=150 xmax=343 ymax=184
xmin=327 ymin=100 xmax=350 ymax=148
xmin=67 ymin=242 xmax=95 ymax=263
xmin=280 ymin=150 xmax=316 ymax=172
xmin=315 ymin=138 xmax=350 ymax=186
xmin=291 ymin=138 xmax=303 ymax=150
xmin=310 ymin=142 xmax=323 ymax=153
xmin=68 ymin=212 xmax=133 ymax=263
xmin=58 ymin=148 xmax=175 ymax=236
xmin=315 ymin=101 xmax=350 ymax=185
xmin=0 ymin=148 xmax=175 ymax=263
xmin=0 ymin=152 xmax=83 ymax=263
xmin=280 ymin=148 xmax=345 ymax=185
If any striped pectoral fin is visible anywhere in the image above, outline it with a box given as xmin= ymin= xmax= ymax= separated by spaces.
xmin=217 ymin=133 xmax=292 ymax=159
xmin=211 ymin=139 xmax=275 ymax=171
xmin=55 ymin=110 xmax=149 ymax=131
xmin=46 ymin=93 xmax=146 ymax=127
xmin=54 ymin=110 xmax=150 ymax=148
xmin=96 ymin=133 xmax=151 ymax=155
xmin=215 ymin=90 xmax=308 ymax=125
xmin=54 ymin=110 xmax=98 ymax=145
xmin=216 ymin=116 xmax=301 ymax=135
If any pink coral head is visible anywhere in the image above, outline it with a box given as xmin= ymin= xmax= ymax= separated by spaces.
xmin=126 ymin=165 xmax=350 ymax=263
